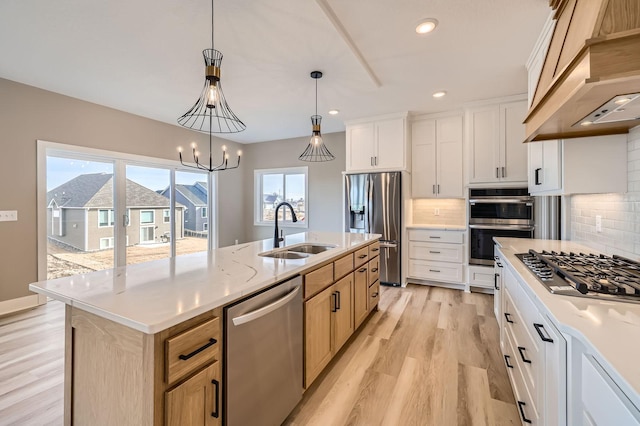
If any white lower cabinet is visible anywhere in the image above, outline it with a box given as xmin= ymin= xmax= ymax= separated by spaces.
xmin=407 ymin=229 xmax=465 ymax=285
xmin=501 ymin=265 xmax=566 ymax=425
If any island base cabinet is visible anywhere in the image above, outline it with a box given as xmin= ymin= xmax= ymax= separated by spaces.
xmin=304 ymin=286 xmax=334 ymax=387
xmin=166 ymin=361 xmax=221 ymax=426
xmin=333 ymin=274 xmax=355 ymax=353
xmin=64 ymin=305 xmax=223 ymax=426
xmin=354 ymin=264 xmax=369 ymax=328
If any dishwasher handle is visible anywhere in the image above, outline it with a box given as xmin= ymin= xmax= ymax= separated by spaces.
xmin=232 ymin=285 xmax=301 ymax=326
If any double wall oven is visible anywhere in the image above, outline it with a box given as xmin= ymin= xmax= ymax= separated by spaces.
xmin=469 ymin=188 xmax=534 ymax=266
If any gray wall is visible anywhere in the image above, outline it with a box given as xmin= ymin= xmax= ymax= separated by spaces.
xmin=0 ymin=77 xmax=244 ymax=302
xmin=242 ymin=132 xmax=346 ymax=241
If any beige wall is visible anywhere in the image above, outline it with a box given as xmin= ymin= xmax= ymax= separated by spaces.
xmin=242 ymin=132 xmax=346 ymax=241
xmin=0 ymin=78 xmax=244 ymax=302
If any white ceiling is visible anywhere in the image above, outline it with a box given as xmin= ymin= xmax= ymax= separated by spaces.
xmin=0 ymin=0 xmax=551 ymax=143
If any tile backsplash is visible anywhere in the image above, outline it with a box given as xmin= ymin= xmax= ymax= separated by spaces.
xmin=412 ymin=198 xmax=466 ymax=226
xmin=570 ymin=126 xmax=640 ymax=258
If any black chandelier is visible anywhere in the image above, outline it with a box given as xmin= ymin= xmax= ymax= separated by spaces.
xmin=177 ymin=0 xmax=245 ymax=172
xmin=299 ymin=71 xmax=335 ymax=162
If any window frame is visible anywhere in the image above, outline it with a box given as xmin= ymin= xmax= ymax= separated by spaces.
xmin=201 ymin=207 xmax=207 ymax=218
xmin=98 ymin=209 xmax=115 ymax=228
xmin=254 ymin=166 xmax=308 ymax=228
xmin=163 ymin=209 xmax=170 ymax=223
xmin=140 ymin=210 xmax=155 ymax=225
xmin=37 ymin=140 xmax=219 ymax=281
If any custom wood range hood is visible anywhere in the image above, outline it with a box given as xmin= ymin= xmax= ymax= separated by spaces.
xmin=524 ymin=0 xmax=640 ymax=142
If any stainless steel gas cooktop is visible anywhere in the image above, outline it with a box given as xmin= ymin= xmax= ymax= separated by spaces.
xmin=515 ymin=250 xmax=640 ymax=304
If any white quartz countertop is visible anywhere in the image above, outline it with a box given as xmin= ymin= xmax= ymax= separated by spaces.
xmin=494 ymin=237 xmax=640 ymax=407
xmin=29 ymin=232 xmax=380 ymax=334
xmin=406 ymin=224 xmax=466 ymax=231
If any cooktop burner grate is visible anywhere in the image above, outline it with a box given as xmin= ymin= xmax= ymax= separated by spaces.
xmin=515 ymin=250 xmax=640 ymax=304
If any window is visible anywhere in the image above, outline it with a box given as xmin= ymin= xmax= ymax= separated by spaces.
xmin=98 ymin=209 xmax=114 ymax=227
xmin=40 ymin=141 xmax=216 ymax=280
xmin=203 ymin=223 xmax=208 ymax=231
xmin=201 ymin=207 xmax=207 ymax=218
xmin=140 ymin=210 xmax=155 ymax=225
xmin=254 ymin=167 xmax=307 ymax=227
xmin=100 ymin=237 xmax=114 ymax=249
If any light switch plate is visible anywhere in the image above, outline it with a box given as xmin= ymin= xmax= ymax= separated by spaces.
xmin=0 ymin=210 xmax=18 ymax=222
xmin=595 ymin=215 xmax=602 ymax=233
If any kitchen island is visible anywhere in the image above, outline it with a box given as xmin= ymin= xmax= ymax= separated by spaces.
xmin=494 ymin=238 xmax=640 ymax=425
xmin=29 ymin=231 xmax=381 ymax=426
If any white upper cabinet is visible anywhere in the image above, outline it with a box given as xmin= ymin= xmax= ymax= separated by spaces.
xmin=412 ymin=114 xmax=463 ymax=198
xmin=345 ymin=114 xmax=408 ymax=172
xmin=467 ymin=99 xmax=528 ymax=184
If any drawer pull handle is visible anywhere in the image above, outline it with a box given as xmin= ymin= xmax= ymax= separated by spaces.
xmin=358 ymin=254 xmax=368 ymax=259
xmin=504 ymin=354 xmax=513 ymax=368
xmin=178 ymin=338 xmax=217 ymax=360
xmin=429 ymin=236 xmax=441 ymax=239
xmin=371 ymin=267 xmax=378 ymax=272
xmin=517 ymin=346 xmax=532 ymax=364
xmin=211 ymin=379 xmax=220 ymax=418
xmin=371 ymin=292 xmax=379 ymax=297
xmin=336 ymin=290 xmax=341 ymax=310
xmin=331 ymin=292 xmax=338 ymax=312
xmin=429 ymin=251 xmax=441 ymax=254
xmin=371 ymin=247 xmax=379 ymax=252
xmin=517 ymin=401 xmax=532 ymax=424
xmin=533 ymin=323 xmax=554 ymax=343
xmin=359 ymin=268 xmax=367 ymax=273
xmin=504 ymin=312 xmax=514 ymax=324
xmin=429 ymin=269 xmax=441 ymax=273
xmin=494 ymin=273 xmax=500 ymax=290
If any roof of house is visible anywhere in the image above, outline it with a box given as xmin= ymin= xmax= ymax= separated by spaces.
xmin=171 ymin=183 xmax=208 ymax=207
xmin=47 ymin=173 xmax=180 ymax=208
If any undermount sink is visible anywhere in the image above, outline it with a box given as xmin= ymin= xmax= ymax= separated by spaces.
xmin=259 ymin=251 xmax=311 ymax=259
xmin=286 ymin=244 xmax=336 ymax=254
xmin=259 ymin=243 xmax=337 ymax=259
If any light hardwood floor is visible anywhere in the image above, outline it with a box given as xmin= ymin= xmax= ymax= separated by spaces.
xmin=0 ymin=285 xmax=518 ymax=426
xmin=285 ymin=284 xmax=520 ymax=426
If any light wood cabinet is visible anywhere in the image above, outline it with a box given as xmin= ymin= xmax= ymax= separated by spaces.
xmin=166 ymin=361 xmax=221 ymax=426
xmin=412 ymin=115 xmax=464 ymax=198
xmin=467 ymin=100 xmax=528 ymax=184
xmin=354 ymin=263 xmax=369 ymax=328
xmin=346 ymin=114 xmax=408 ymax=172
xmin=332 ymin=274 xmax=354 ymax=353
xmin=303 ymin=241 xmax=380 ymax=388
xmin=304 ymin=285 xmax=334 ymax=387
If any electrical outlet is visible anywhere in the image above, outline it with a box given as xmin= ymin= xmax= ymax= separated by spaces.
xmin=434 ymin=208 xmax=440 ymax=216
xmin=0 ymin=210 xmax=18 ymax=222
xmin=595 ymin=215 xmax=602 ymax=233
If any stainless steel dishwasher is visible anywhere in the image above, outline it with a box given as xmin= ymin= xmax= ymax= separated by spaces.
xmin=225 ymin=275 xmax=303 ymax=426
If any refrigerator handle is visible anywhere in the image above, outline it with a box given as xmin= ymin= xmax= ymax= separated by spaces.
xmin=367 ymin=175 xmax=374 ymax=233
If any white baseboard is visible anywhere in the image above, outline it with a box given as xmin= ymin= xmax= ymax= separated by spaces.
xmin=0 ymin=294 xmax=45 ymax=316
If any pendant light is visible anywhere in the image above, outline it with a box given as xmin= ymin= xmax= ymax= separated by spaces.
xmin=177 ymin=0 xmax=245 ymax=172
xmin=299 ymin=71 xmax=335 ymax=162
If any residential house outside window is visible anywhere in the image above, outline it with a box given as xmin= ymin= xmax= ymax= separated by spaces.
xmin=163 ymin=209 xmax=170 ymax=223
xmin=254 ymin=167 xmax=307 ymax=227
xmin=140 ymin=210 xmax=155 ymax=225
xmin=201 ymin=207 xmax=207 ymax=218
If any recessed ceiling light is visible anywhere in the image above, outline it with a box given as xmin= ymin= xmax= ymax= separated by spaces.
xmin=416 ymin=18 xmax=438 ymax=35
xmin=432 ymin=91 xmax=447 ymax=98
xmin=328 ymin=109 xmax=339 ymax=115
xmin=580 ymin=121 xmax=593 ymax=126
xmin=614 ymin=98 xmax=631 ymax=105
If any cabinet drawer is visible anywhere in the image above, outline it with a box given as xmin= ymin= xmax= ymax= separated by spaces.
xmin=368 ymin=241 xmax=380 ymax=258
xmin=166 ymin=360 xmax=221 ymax=426
xmin=409 ymin=260 xmax=463 ymax=283
xmin=369 ymin=281 xmax=380 ymax=312
xmin=368 ymin=257 xmax=379 ymax=286
xmin=354 ymin=246 xmax=370 ymax=267
xmin=468 ymin=265 xmax=494 ymax=288
xmin=408 ymin=229 xmax=463 ymax=244
xmin=166 ymin=317 xmax=220 ymax=386
xmin=334 ymin=253 xmax=354 ymax=281
xmin=505 ymin=324 xmax=540 ymax=425
xmin=409 ymin=241 xmax=463 ymax=263
xmin=304 ymin=263 xmax=334 ymax=299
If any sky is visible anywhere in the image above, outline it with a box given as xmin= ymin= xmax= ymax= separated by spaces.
xmin=47 ymin=157 xmax=210 ymax=191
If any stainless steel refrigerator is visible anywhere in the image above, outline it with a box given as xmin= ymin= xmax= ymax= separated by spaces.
xmin=345 ymin=172 xmax=401 ymax=286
